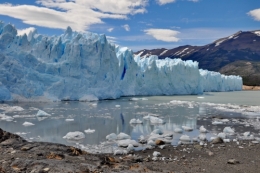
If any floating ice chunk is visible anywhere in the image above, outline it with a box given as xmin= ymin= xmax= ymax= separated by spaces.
xmin=1 ymin=115 xmax=14 ymax=121
xmin=153 ymin=151 xmax=161 ymax=157
xmin=65 ymin=119 xmax=74 ymax=122
xmin=221 ymin=119 xmax=229 ymax=123
xmin=22 ymin=121 xmax=35 ymax=126
xmin=174 ymin=128 xmax=183 ymax=133
xmin=129 ymin=118 xmax=143 ymax=124
xmin=63 ymin=131 xmax=85 ymax=140
xmin=106 ymin=133 xmax=117 ymax=141
xmin=115 ymin=105 xmax=121 ymax=108
xmin=197 ymin=97 xmax=204 ymax=99
xmin=217 ymin=132 xmax=226 ymax=139
xmin=117 ymin=132 xmax=131 ymax=140
xmin=199 ymin=134 xmax=207 ymax=141
xmin=84 ymin=129 xmax=95 ymax=134
xmin=163 ymin=133 xmax=173 ymax=138
xmin=117 ymin=139 xmax=139 ymax=147
xmin=143 ymin=115 xmax=151 ymax=120
xmin=243 ymin=132 xmax=250 ymax=137
xmin=182 ymin=126 xmax=193 ymax=131
xmin=127 ymin=144 xmax=134 ymax=151
xmin=151 ymin=129 xmax=163 ymax=135
xmin=148 ymin=140 xmax=156 ymax=146
xmin=148 ymin=134 xmax=161 ymax=141
xmin=212 ymin=121 xmax=224 ymax=125
xmin=223 ymin=127 xmax=235 ymax=135
xmin=36 ymin=110 xmax=50 ymax=117
xmin=150 ymin=116 xmax=165 ymax=124
xmin=180 ymin=135 xmax=191 ymax=142
xmin=199 ymin=126 xmax=207 ymax=133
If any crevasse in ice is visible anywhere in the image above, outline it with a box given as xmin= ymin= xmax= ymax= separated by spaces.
xmin=0 ymin=22 xmax=242 ymax=101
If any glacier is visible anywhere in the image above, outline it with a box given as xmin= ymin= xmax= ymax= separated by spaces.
xmin=0 ymin=22 xmax=242 ymax=101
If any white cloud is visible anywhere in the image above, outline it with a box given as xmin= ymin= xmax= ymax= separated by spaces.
xmin=248 ymin=8 xmax=260 ymax=21
xmin=106 ymin=36 xmax=117 ymax=43
xmin=144 ymin=29 xmax=180 ymax=42
xmin=156 ymin=0 xmax=176 ymax=5
xmin=107 ymin=28 xmax=114 ymax=32
xmin=17 ymin=27 xmax=37 ymax=36
xmin=0 ymin=0 xmax=148 ymax=32
xmin=122 ymin=24 xmax=130 ymax=31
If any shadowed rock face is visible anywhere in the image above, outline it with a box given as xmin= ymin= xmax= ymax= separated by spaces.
xmin=135 ymin=30 xmax=260 ymax=86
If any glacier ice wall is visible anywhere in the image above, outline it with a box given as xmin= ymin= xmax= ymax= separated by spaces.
xmin=0 ymin=22 xmax=242 ymax=101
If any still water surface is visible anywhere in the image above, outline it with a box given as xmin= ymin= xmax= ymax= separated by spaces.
xmin=0 ymin=91 xmax=259 ymax=152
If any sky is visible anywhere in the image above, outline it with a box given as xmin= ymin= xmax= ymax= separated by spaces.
xmin=0 ymin=0 xmax=260 ymax=51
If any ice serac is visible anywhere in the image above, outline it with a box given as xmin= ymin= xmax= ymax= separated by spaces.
xmin=0 ymin=22 xmax=242 ymax=101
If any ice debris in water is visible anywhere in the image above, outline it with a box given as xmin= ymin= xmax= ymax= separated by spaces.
xmin=106 ymin=133 xmax=117 ymax=141
xmin=174 ymin=127 xmax=183 ymax=133
xmin=127 ymin=144 xmax=134 ymax=151
xmin=22 ymin=122 xmax=35 ymax=126
xmin=182 ymin=126 xmax=193 ymax=131
xmin=115 ymin=105 xmax=121 ymax=108
xmin=0 ymin=22 xmax=242 ymax=102
xmin=223 ymin=127 xmax=235 ymax=135
xmin=149 ymin=116 xmax=165 ymax=124
xmin=199 ymin=126 xmax=207 ymax=133
xmin=117 ymin=133 xmax=131 ymax=140
xmin=218 ymin=132 xmax=226 ymax=139
xmin=63 ymin=131 xmax=85 ymax=140
xmin=212 ymin=121 xmax=224 ymax=125
xmin=114 ymin=149 xmax=127 ymax=155
xmin=117 ymin=139 xmax=139 ymax=147
xmin=151 ymin=129 xmax=163 ymax=135
xmin=36 ymin=110 xmax=50 ymax=117
xmin=198 ymin=134 xmax=207 ymax=141
xmin=180 ymin=135 xmax=191 ymax=142
xmin=129 ymin=118 xmax=143 ymax=124
xmin=0 ymin=114 xmax=14 ymax=121
xmin=84 ymin=129 xmax=95 ymax=134
xmin=65 ymin=119 xmax=74 ymax=122
xmin=243 ymin=132 xmax=250 ymax=137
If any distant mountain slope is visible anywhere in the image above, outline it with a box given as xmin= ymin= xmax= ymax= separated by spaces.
xmin=135 ymin=30 xmax=260 ymax=85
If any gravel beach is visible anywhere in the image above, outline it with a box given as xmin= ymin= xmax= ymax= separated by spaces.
xmin=0 ymin=128 xmax=259 ymax=173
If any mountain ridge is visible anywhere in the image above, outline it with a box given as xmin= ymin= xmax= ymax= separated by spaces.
xmin=135 ymin=30 xmax=260 ymax=86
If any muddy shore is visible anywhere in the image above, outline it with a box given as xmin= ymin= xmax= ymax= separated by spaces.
xmin=243 ymin=85 xmax=260 ymax=90
xmin=0 ymin=128 xmax=259 ymax=173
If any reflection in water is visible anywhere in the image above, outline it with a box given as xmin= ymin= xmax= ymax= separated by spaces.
xmin=0 ymin=91 xmax=259 ymax=151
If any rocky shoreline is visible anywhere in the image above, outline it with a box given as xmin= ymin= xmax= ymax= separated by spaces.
xmin=243 ymin=85 xmax=260 ymax=90
xmin=0 ymin=128 xmax=260 ymax=173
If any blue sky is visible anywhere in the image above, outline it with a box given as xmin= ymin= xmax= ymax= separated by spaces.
xmin=0 ymin=0 xmax=260 ymax=51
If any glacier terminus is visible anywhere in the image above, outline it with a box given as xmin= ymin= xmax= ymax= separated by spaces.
xmin=0 ymin=22 xmax=242 ymax=102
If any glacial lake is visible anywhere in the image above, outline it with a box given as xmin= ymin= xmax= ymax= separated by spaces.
xmin=0 ymin=91 xmax=260 ymax=153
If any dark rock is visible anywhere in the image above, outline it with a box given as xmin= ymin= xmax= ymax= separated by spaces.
xmin=155 ymin=140 xmax=165 ymax=145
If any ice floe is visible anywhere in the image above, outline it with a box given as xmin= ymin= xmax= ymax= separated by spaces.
xmin=63 ymin=131 xmax=85 ymax=140
xmin=84 ymin=129 xmax=95 ymax=134
xmin=22 ymin=122 xmax=35 ymax=126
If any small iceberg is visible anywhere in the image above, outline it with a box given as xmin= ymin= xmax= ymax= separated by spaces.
xmin=223 ymin=127 xmax=235 ymax=135
xmin=117 ymin=132 xmax=131 ymax=140
xmin=199 ymin=126 xmax=207 ymax=133
xmin=84 ymin=129 xmax=95 ymax=134
xmin=129 ymin=118 xmax=143 ymax=124
xmin=151 ymin=129 xmax=163 ymax=135
xmin=212 ymin=121 xmax=224 ymax=125
xmin=65 ymin=119 xmax=74 ymax=122
xmin=180 ymin=135 xmax=191 ymax=142
xmin=36 ymin=110 xmax=50 ymax=117
xmin=63 ymin=131 xmax=85 ymax=140
xmin=22 ymin=122 xmax=35 ymax=126
xmin=117 ymin=139 xmax=139 ymax=147
xmin=174 ymin=128 xmax=183 ymax=133
xmin=218 ymin=132 xmax=226 ymax=139
xmin=115 ymin=105 xmax=121 ymax=108
xmin=150 ymin=116 xmax=165 ymax=124
xmin=182 ymin=126 xmax=193 ymax=131
xmin=106 ymin=133 xmax=117 ymax=141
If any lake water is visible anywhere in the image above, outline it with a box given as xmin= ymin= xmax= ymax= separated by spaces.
xmin=0 ymin=91 xmax=260 ymax=153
